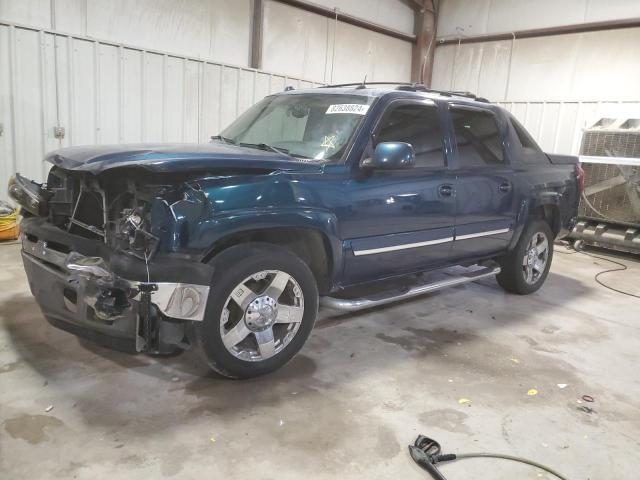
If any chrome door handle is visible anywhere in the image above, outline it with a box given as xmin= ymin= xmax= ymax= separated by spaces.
xmin=438 ymin=184 xmax=454 ymax=197
xmin=499 ymin=182 xmax=511 ymax=193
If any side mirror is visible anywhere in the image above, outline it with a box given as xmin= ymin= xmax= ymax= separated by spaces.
xmin=361 ymin=142 xmax=415 ymax=170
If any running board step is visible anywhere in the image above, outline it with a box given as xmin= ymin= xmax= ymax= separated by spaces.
xmin=320 ymin=265 xmax=501 ymax=312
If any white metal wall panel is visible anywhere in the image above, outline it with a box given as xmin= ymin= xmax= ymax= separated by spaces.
xmin=0 ymin=21 xmax=319 ymax=201
xmin=0 ymin=25 xmax=14 ymax=187
xmin=41 ymin=33 xmax=58 ymax=166
xmin=13 ymin=27 xmax=45 ymax=182
xmin=184 ymin=60 xmax=201 ymax=144
xmin=70 ymin=38 xmax=96 ymax=145
xmin=97 ymin=43 xmax=120 ymax=145
xmin=200 ymin=63 xmax=222 ymax=141
xmin=432 ymin=27 xmax=640 ymax=103
xmin=0 ymin=0 xmax=51 ymax=30
xmin=142 ymin=53 xmax=164 ymax=143
xmin=1 ymin=0 xmax=253 ymax=67
xmin=262 ymin=0 xmax=412 ymax=84
xmin=437 ymin=0 xmax=640 ymax=38
xmin=307 ymin=0 xmax=415 ymax=35
xmin=3 ymin=0 xmax=415 ymax=77
xmin=498 ymin=101 xmax=640 ymax=155
xmin=164 ymin=56 xmax=185 ymax=143
xmin=121 ymin=48 xmax=142 ymax=143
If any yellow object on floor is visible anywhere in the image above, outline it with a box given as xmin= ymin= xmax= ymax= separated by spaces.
xmin=0 ymin=208 xmax=19 ymax=241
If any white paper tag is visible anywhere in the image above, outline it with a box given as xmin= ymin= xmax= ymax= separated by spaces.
xmin=325 ymin=104 xmax=370 ymax=115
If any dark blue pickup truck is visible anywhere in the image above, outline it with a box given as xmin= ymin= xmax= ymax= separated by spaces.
xmin=11 ymin=84 xmax=583 ymax=378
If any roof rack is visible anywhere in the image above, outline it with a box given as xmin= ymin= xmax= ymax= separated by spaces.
xmin=318 ymin=81 xmax=489 ymax=102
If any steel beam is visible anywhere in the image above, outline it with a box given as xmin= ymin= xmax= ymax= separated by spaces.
xmin=437 ymin=17 xmax=640 ymax=45
xmin=273 ymin=0 xmax=416 ymax=43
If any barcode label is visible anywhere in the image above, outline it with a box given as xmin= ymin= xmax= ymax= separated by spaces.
xmin=325 ymin=104 xmax=370 ymax=115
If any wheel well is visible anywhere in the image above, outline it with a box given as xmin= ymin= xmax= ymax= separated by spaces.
xmin=532 ymin=204 xmax=560 ymax=236
xmin=203 ymin=227 xmax=334 ymax=294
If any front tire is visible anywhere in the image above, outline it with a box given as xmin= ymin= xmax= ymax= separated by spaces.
xmin=194 ymin=242 xmax=318 ymax=379
xmin=496 ymin=219 xmax=553 ymax=295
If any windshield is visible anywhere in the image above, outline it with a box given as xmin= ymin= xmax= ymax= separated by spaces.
xmin=219 ymin=93 xmax=375 ymax=163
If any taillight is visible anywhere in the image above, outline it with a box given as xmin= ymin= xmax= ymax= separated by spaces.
xmin=575 ymin=163 xmax=585 ymax=194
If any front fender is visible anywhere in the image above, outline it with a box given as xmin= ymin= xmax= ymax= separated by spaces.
xmin=189 ymin=207 xmax=343 ymax=275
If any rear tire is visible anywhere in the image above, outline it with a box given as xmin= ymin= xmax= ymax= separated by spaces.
xmin=194 ymin=242 xmax=318 ymax=379
xmin=496 ymin=219 xmax=553 ymax=295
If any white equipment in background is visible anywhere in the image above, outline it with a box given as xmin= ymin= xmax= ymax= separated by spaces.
xmin=571 ymin=118 xmax=640 ymax=254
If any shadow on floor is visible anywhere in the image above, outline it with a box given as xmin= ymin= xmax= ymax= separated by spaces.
xmin=1 ymin=269 xmax=595 ymax=434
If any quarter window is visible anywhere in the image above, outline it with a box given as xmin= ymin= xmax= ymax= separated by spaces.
xmin=375 ymin=104 xmax=445 ymax=168
xmin=451 ymin=108 xmax=504 ymax=166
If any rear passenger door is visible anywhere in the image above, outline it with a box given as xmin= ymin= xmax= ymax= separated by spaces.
xmin=448 ymin=106 xmax=519 ymax=259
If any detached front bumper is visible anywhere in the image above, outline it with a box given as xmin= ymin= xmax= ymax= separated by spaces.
xmin=20 ymin=218 xmax=213 ymax=353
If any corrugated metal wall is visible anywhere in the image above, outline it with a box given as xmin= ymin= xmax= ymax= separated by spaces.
xmin=432 ymin=1 xmax=640 ymax=155
xmin=261 ymin=1 xmax=413 ymax=83
xmin=0 ymin=21 xmax=321 ymax=199
xmin=497 ymin=101 xmax=640 ymax=155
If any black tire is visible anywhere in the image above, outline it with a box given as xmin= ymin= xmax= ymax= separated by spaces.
xmin=193 ymin=242 xmax=318 ymax=379
xmin=496 ymin=219 xmax=554 ymax=295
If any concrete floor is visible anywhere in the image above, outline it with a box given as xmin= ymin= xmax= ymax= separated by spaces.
xmin=1 ymin=242 xmax=639 ymax=480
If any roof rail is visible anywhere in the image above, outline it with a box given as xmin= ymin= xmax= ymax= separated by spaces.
xmin=319 ymin=81 xmax=413 ymax=88
xmin=318 ymin=81 xmax=489 ymax=102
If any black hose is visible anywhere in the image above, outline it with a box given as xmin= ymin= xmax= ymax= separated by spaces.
xmin=452 ymin=452 xmax=569 ymax=480
xmin=556 ymin=242 xmax=640 ymax=299
xmin=410 ymin=435 xmax=570 ymax=480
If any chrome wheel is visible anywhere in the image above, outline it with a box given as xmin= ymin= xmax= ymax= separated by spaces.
xmin=522 ymin=231 xmax=549 ymax=285
xmin=219 ymin=270 xmax=304 ymax=362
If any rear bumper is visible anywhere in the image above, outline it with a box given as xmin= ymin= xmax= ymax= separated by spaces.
xmin=20 ymin=218 xmax=214 ymax=353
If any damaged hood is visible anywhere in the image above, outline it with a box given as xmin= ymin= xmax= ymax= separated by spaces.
xmin=44 ymin=143 xmax=323 ymax=174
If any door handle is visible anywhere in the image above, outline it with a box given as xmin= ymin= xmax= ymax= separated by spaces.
xmin=438 ymin=184 xmax=454 ymax=197
xmin=498 ymin=182 xmax=511 ymax=193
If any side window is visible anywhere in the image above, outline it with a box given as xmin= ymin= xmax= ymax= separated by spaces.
xmin=451 ymin=108 xmax=504 ymax=166
xmin=375 ymin=104 xmax=445 ymax=168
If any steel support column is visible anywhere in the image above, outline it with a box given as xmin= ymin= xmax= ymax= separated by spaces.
xmin=410 ymin=0 xmax=437 ymax=86
xmin=250 ymin=0 xmax=264 ymax=69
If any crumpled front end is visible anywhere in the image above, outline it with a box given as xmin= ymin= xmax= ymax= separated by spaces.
xmin=20 ymin=216 xmax=213 ymax=354
xmin=42 ymin=165 xmax=213 ymax=257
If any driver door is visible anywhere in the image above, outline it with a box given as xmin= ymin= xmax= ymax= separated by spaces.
xmin=341 ymin=100 xmax=456 ymax=286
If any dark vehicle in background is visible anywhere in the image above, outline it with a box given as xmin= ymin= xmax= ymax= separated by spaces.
xmin=10 ymin=84 xmax=582 ymax=378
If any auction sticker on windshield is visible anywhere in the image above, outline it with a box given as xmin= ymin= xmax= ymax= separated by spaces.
xmin=326 ymin=104 xmax=370 ymax=115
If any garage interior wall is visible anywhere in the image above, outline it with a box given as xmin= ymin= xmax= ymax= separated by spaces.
xmin=431 ymin=0 xmax=640 ymax=155
xmin=0 ymin=0 xmax=415 ymax=199
xmin=261 ymin=0 xmax=414 ymax=83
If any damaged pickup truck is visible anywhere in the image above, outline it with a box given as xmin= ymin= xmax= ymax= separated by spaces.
xmin=11 ymin=84 xmax=582 ymax=378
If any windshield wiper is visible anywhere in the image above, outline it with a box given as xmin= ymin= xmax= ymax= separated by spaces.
xmin=210 ymin=135 xmax=235 ymax=145
xmin=239 ymin=142 xmax=291 ymax=156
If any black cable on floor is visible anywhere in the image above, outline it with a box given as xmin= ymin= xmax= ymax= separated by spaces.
xmin=578 ymin=250 xmax=640 ymax=299
xmin=555 ymin=242 xmax=640 ymax=299
xmin=452 ymin=453 xmax=569 ymax=480
xmin=409 ymin=435 xmax=570 ymax=480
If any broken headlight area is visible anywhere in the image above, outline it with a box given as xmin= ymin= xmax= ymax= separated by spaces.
xmin=8 ymin=173 xmax=50 ymax=216
xmin=112 ymin=206 xmax=160 ymax=260
xmin=42 ymin=167 xmax=212 ymax=257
